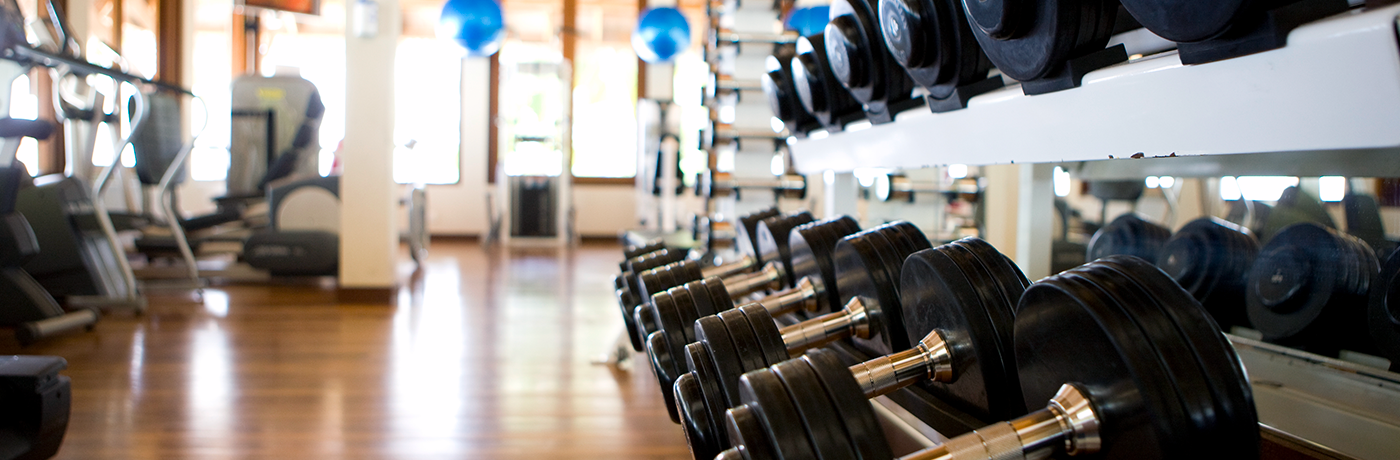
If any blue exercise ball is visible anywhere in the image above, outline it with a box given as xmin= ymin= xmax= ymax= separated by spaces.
xmin=785 ymin=6 xmax=830 ymax=37
xmin=632 ymin=7 xmax=691 ymax=64
xmin=438 ymin=0 xmax=505 ymax=57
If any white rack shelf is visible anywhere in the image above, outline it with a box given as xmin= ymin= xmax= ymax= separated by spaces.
xmin=789 ymin=4 xmax=1400 ymax=176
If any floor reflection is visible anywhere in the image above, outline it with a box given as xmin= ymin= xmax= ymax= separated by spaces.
xmin=0 ymin=241 xmax=688 ymax=458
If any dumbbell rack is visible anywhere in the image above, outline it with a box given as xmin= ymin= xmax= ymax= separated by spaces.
xmin=701 ymin=0 xmax=804 ymax=222
xmin=778 ymin=4 xmax=1400 ymax=459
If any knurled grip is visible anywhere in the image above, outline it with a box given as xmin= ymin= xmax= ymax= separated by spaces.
xmin=943 ymin=422 xmax=1025 ymax=460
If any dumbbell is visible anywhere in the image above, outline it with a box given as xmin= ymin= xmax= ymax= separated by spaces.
xmin=762 ymin=51 xmax=822 ymax=137
xmin=701 ymin=122 xmax=791 ymax=150
xmin=823 ymin=0 xmax=922 ymax=123
xmin=1086 ymin=213 xmax=1171 ymax=263
xmin=620 ymin=239 xmax=668 ymax=269
xmin=697 ymin=171 xmax=807 ymax=202
xmin=1119 ymin=0 xmax=1349 ymax=64
xmin=1247 ymin=222 xmax=1379 ymax=357
xmin=1156 ymin=217 xmax=1260 ymax=330
xmin=635 ymin=212 xmax=816 ymax=309
xmin=616 ymin=208 xmax=782 ymax=351
xmin=1368 ymin=248 xmax=1400 ymax=370
xmin=962 ymin=0 xmax=1127 ymax=95
xmin=676 ymin=236 xmax=1020 ymax=458
xmin=707 ymin=29 xmax=800 ymax=52
xmin=643 ymin=216 xmax=863 ymax=419
xmin=719 ymin=255 xmax=1258 ymax=460
xmin=876 ymin=0 xmax=1003 ymax=112
xmin=871 ymin=173 xmax=977 ymax=202
xmin=791 ymin=33 xmax=867 ymax=132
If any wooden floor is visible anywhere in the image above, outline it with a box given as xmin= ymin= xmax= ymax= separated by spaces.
xmin=0 ymin=240 xmax=690 ymax=459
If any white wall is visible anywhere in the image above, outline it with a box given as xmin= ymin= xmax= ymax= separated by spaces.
xmin=573 ymin=184 xmax=637 ymax=237
xmin=423 ymin=57 xmax=491 ymax=236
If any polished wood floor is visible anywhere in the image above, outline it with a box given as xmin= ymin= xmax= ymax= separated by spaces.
xmin=0 ymin=241 xmax=690 ymax=459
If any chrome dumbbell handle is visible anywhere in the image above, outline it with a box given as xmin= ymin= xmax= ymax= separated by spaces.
xmin=848 ymin=329 xmax=953 ymax=399
xmin=700 ymin=254 xmax=757 ymax=279
xmin=900 ymin=384 xmax=1102 ymax=460
xmin=778 ymin=294 xmax=869 ymax=356
xmin=721 ymin=262 xmax=788 ymax=299
xmin=744 ymin=276 xmax=823 ymax=319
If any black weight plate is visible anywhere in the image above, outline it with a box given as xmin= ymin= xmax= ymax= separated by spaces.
xmin=839 ymin=230 xmax=908 ymax=355
xmin=738 ymin=369 xmax=820 ymax=460
xmin=1119 ymin=0 xmax=1249 ymax=43
xmin=646 ymin=330 xmax=684 ymax=423
xmin=965 ymin=0 xmax=1118 ymax=82
xmin=616 ymin=274 xmax=645 ymax=352
xmin=1060 ymin=265 xmax=1209 ymax=454
xmin=1370 ymin=249 xmax=1400 ymax=368
xmin=1097 ymin=256 xmax=1260 ymax=458
xmin=698 ymin=315 xmax=749 ymax=406
xmin=1087 ymin=214 xmax=1172 ymax=264
xmin=957 ymin=238 xmax=1029 ymax=308
xmin=1246 ymin=223 xmax=1345 ymax=349
xmin=635 ymin=303 xmax=659 ymax=346
xmin=757 ymin=212 xmax=818 ymax=288
xmin=725 ymin=405 xmax=780 ymax=460
xmin=738 ymin=303 xmax=793 ymax=367
xmin=671 ymin=284 xmax=705 ymax=343
xmin=1157 ymin=218 xmax=1226 ymax=298
xmin=624 ymin=239 xmax=667 ymax=261
xmin=889 ymin=221 xmax=934 ymax=254
xmin=801 ymin=349 xmax=894 ymax=460
xmin=738 ymin=208 xmax=782 ymax=262
xmin=686 ymin=281 xmax=719 ymax=318
xmin=771 ymin=359 xmax=860 ymax=460
xmin=701 ymin=277 xmax=739 ymax=314
xmin=1159 ymin=217 xmax=1260 ymax=330
xmin=680 ymin=344 xmax=731 ymax=459
xmin=639 ymin=266 xmax=675 ymax=308
xmin=789 ymin=217 xmax=863 ymax=315
xmin=900 ymin=246 xmax=1022 ymax=420
xmin=721 ymin=309 xmax=772 ymax=382
xmin=764 ymin=54 xmax=820 ymax=135
xmin=1016 ymin=266 xmax=1197 ymax=460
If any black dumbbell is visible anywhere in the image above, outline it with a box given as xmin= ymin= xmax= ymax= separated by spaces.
xmin=763 ymin=51 xmax=822 ymax=137
xmin=1086 ymin=213 xmax=1171 ymax=263
xmin=643 ymin=217 xmax=863 ymax=421
xmin=618 ymin=248 xmax=757 ymax=351
xmin=719 ymin=255 xmax=1258 ymax=460
xmin=791 ymin=33 xmax=867 ymax=132
xmin=701 ymin=122 xmax=792 ymax=150
xmin=824 ymin=0 xmax=922 ymax=123
xmin=1368 ymin=248 xmax=1400 ymax=371
xmin=876 ymin=0 xmax=1003 ymax=112
xmin=1247 ymin=222 xmax=1379 ymax=357
xmin=620 ymin=239 xmax=667 ymax=270
xmin=616 ymin=208 xmax=781 ymax=351
xmin=1119 ymin=0 xmax=1349 ymax=64
xmin=675 ymin=236 xmax=1018 ymax=458
xmin=697 ymin=170 xmax=807 ymax=201
xmin=1156 ymin=217 xmax=1260 ymax=330
xmin=635 ymin=212 xmax=816 ymax=313
xmin=962 ymin=0 xmax=1127 ymax=95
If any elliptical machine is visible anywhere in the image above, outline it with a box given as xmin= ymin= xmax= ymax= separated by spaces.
xmin=0 ymin=51 xmax=98 ymax=344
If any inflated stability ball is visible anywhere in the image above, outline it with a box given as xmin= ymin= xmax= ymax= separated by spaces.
xmin=438 ymin=0 xmax=505 ymax=57
xmin=632 ymin=7 xmax=691 ymax=64
xmin=785 ymin=6 xmax=830 ymax=37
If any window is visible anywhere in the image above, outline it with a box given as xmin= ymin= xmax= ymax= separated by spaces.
xmin=392 ymin=39 xmax=461 ymax=184
xmin=568 ymin=0 xmax=639 ymax=178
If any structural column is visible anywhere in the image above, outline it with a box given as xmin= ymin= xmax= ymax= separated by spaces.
xmin=340 ymin=0 xmax=401 ymax=289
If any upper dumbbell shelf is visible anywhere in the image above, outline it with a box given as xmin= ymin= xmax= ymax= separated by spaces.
xmin=789 ymin=4 xmax=1400 ymax=176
